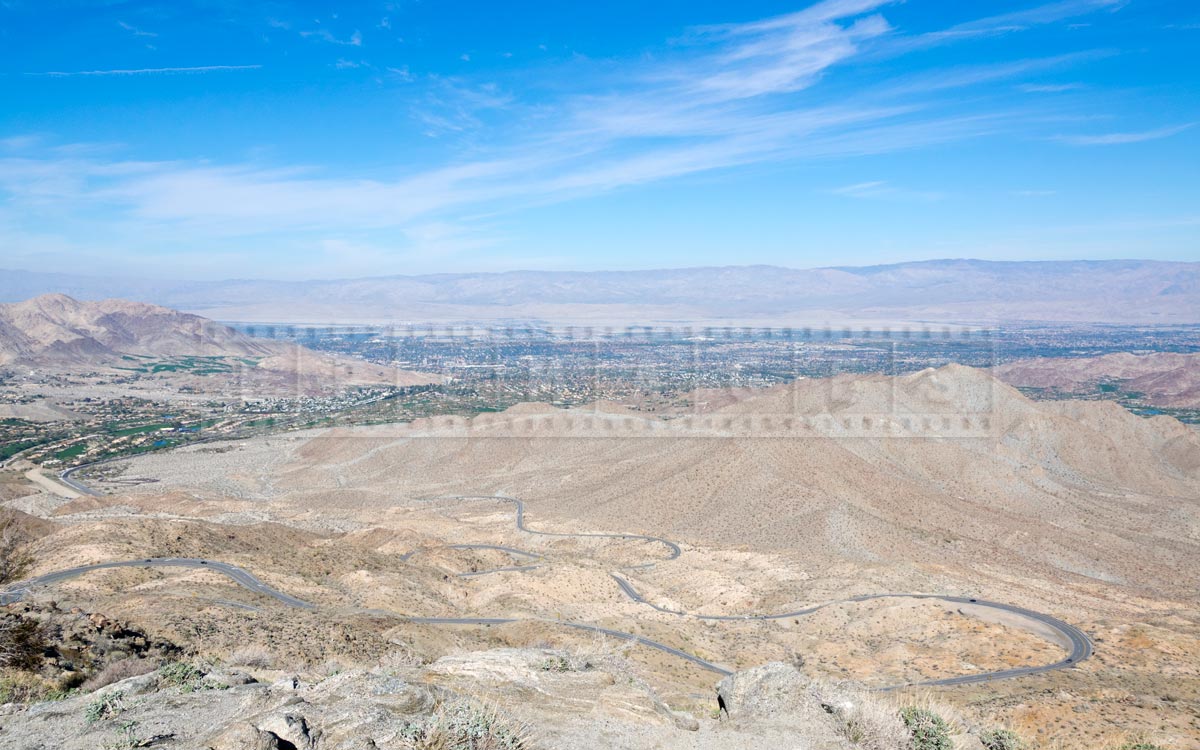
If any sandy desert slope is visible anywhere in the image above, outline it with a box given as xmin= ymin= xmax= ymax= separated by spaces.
xmin=104 ymin=365 xmax=1200 ymax=597
xmin=997 ymin=351 xmax=1200 ymax=408
xmin=6 ymin=365 xmax=1200 ymax=747
xmin=0 ymin=294 xmax=439 ymax=393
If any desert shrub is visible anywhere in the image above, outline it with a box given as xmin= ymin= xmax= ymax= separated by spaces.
xmin=398 ymin=699 xmax=533 ymax=750
xmin=809 ymin=681 xmax=908 ymax=750
xmin=226 ymin=647 xmax=274 ymax=669
xmin=1117 ymin=744 xmax=1167 ymax=750
xmin=103 ymin=719 xmax=145 ymax=750
xmin=84 ymin=690 xmax=126 ymax=723
xmin=900 ymin=706 xmax=953 ymax=750
xmin=561 ymin=635 xmax=635 ymax=673
xmin=156 ymin=660 xmax=205 ymax=691
xmin=0 ymin=615 xmax=46 ymax=671
xmin=82 ymin=657 xmax=157 ymax=692
xmin=0 ymin=510 xmax=33 ymax=585
xmin=314 ymin=658 xmax=346 ymax=678
xmin=536 ymin=654 xmax=573 ymax=673
xmin=0 ymin=671 xmax=61 ymax=704
xmin=980 ymin=728 xmax=1024 ymax=750
xmin=380 ymin=645 xmax=425 ymax=669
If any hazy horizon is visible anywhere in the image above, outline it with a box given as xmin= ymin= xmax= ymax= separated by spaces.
xmin=1 ymin=256 xmax=1197 ymax=287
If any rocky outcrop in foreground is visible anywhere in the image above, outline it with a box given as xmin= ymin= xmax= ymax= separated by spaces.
xmin=0 ymin=649 xmax=998 ymax=749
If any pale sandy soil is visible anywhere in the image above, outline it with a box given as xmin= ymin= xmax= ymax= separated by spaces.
xmin=6 ymin=366 xmax=1200 ymax=747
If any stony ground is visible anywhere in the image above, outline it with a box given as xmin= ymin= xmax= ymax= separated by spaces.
xmin=3 ymin=366 xmax=1198 ymax=748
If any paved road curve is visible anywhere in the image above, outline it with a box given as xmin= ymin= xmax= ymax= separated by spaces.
xmin=0 ymin=558 xmax=315 ymax=610
xmin=610 ymin=575 xmax=1093 ymax=687
xmin=419 ymin=495 xmax=682 ymax=565
xmin=11 ymin=467 xmax=1092 ymax=688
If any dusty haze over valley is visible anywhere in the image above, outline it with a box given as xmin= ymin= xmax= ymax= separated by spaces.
xmin=3 ymin=260 xmax=1197 ymax=326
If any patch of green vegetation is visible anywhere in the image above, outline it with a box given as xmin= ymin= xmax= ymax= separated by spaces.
xmin=156 ymin=661 xmax=203 ymax=691
xmin=980 ymin=728 xmax=1024 ymax=750
xmin=124 ymin=440 xmax=177 ymax=455
xmin=398 ymin=700 xmax=531 ymax=750
xmin=54 ymin=443 xmax=87 ymax=461
xmin=105 ymin=423 xmax=171 ymax=437
xmin=84 ymin=690 xmax=125 ymax=723
xmin=103 ymin=720 xmax=145 ymax=750
xmin=900 ymin=707 xmax=953 ymax=750
xmin=0 ymin=673 xmax=66 ymax=705
xmin=0 ymin=440 xmax=42 ymax=461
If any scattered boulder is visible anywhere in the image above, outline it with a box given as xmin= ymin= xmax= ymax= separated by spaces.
xmin=716 ymin=661 xmax=844 ymax=742
xmin=208 ymin=722 xmax=287 ymax=750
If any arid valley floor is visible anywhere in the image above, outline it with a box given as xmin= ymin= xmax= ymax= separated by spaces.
xmin=2 ymin=365 xmax=1198 ymax=748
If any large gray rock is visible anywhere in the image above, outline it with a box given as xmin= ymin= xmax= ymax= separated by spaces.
xmin=208 ymin=722 xmax=286 ymax=750
xmin=716 ymin=662 xmax=845 ymax=744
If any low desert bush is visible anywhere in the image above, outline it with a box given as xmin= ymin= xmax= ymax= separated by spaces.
xmin=0 ymin=671 xmax=64 ymax=704
xmin=226 ymin=646 xmax=274 ymax=669
xmin=809 ymin=681 xmax=908 ymax=750
xmin=0 ymin=615 xmax=46 ymax=671
xmin=980 ymin=728 xmax=1024 ymax=750
xmin=535 ymin=654 xmax=574 ymax=673
xmin=314 ymin=658 xmax=345 ymax=678
xmin=82 ymin=657 xmax=157 ymax=692
xmin=103 ymin=719 xmax=146 ymax=750
xmin=899 ymin=706 xmax=953 ymax=750
xmin=398 ymin=699 xmax=534 ymax=750
xmin=380 ymin=645 xmax=426 ymax=669
xmin=562 ymin=634 xmax=635 ymax=673
xmin=156 ymin=660 xmax=216 ymax=692
xmin=0 ymin=510 xmax=33 ymax=585
xmin=84 ymin=690 xmax=126 ymax=723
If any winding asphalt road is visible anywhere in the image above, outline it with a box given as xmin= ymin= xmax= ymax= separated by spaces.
xmin=420 ymin=495 xmax=682 ymax=567
xmin=6 ymin=471 xmax=1093 ymax=689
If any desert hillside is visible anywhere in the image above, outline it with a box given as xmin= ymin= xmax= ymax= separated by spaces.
xmin=997 ymin=351 xmax=1200 ymax=408
xmin=0 ymin=294 xmax=439 ymax=390
xmin=101 ymin=365 xmax=1200 ymax=598
xmin=6 ymin=365 xmax=1200 ymax=748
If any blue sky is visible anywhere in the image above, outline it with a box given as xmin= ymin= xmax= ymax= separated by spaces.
xmin=1 ymin=0 xmax=1198 ymax=279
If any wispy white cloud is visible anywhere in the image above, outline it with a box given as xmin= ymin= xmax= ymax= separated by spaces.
xmin=0 ymin=0 xmax=1157 ymax=272
xmin=879 ymin=52 xmax=1104 ymax=98
xmin=829 ymin=180 xmax=944 ymax=201
xmin=117 ymin=21 xmax=156 ymax=38
xmin=1057 ymin=123 xmax=1194 ymax=145
xmin=300 ymin=28 xmax=362 ymax=46
xmin=877 ymin=0 xmax=1127 ymax=55
xmin=29 ymin=65 xmax=262 ymax=77
xmin=0 ymin=135 xmax=40 ymax=150
xmin=1018 ymin=82 xmax=1084 ymax=93
xmin=831 ymin=180 xmax=889 ymax=196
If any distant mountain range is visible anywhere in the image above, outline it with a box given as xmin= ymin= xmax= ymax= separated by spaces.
xmin=997 ymin=352 xmax=1200 ymax=408
xmin=1 ymin=260 xmax=1197 ymax=325
xmin=0 ymin=294 xmax=273 ymax=366
xmin=0 ymin=294 xmax=438 ymax=390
